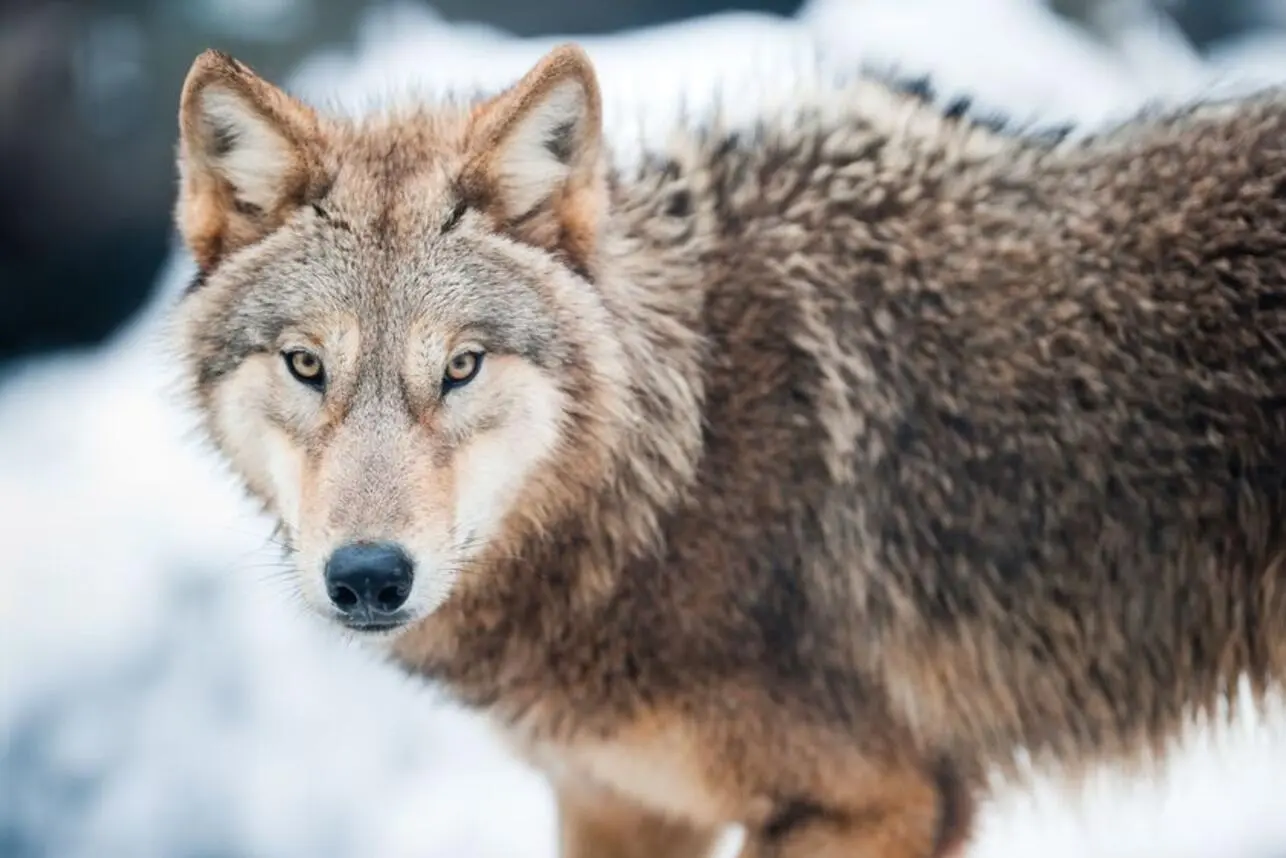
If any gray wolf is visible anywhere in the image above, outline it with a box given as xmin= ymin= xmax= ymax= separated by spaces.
xmin=170 ymin=44 xmax=1286 ymax=858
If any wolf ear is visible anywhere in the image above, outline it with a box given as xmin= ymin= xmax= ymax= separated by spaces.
xmin=462 ymin=44 xmax=606 ymax=275
xmin=177 ymin=50 xmax=327 ymax=270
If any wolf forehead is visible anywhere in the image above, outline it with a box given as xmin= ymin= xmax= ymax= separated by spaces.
xmin=291 ymin=111 xmax=478 ymax=229
xmin=184 ymin=212 xmax=569 ymax=386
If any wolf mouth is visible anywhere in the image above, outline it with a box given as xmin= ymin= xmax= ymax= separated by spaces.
xmin=336 ymin=616 xmax=411 ymax=634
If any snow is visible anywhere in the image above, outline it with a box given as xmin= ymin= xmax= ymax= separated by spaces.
xmin=3 ymin=1 xmax=1286 ymax=856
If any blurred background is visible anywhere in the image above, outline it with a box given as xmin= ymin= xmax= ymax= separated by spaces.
xmin=10 ymin=0 xmax=1286 ymax=367
xmin=3 ymin=1 xmax=1286 ymax=857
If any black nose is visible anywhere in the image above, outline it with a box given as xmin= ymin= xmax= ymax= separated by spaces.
xmin=324 ymin=541 xmax=414 ymax=621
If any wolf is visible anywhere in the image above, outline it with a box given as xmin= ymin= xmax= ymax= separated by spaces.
xmin=170 ymin=42 xmax=1286 ymax=858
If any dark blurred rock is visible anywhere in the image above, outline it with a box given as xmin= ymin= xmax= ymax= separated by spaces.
xmin=432 ymin=0 xmax=801 ymax=37
xmin=1050 ymin=0 xmax=1268 ymax=48
xmin=0 ymin=0 xmax=388 ymax=365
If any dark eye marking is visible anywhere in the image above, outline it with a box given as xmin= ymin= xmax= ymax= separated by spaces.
xmin=310 ymin=202 xmax=352 ymax=231
xmin=441 ymin=200 xmax=468 ymax=235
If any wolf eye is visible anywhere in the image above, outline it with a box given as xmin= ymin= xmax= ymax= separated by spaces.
xmin=443 ymin=350 xmax=484 ymax=391
xmin=284 ymin=349 xmax=325 ymax=389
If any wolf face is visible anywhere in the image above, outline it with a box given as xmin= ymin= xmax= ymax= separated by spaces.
xmin=172 ymin=46 xmax=631 ymax=636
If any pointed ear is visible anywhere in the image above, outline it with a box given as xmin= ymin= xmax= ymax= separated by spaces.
xmin=462 ymin=44 xmax=606 ymax=276
xmin=176 ymin=50 xmax=328 ymax=270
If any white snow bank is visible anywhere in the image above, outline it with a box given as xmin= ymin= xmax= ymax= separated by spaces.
xmin=3 ymin=2 xmax=1285 ymax=857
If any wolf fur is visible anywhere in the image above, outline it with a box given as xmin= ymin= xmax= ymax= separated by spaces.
xmin=171 ymin=44 xmax=1286 ymax=858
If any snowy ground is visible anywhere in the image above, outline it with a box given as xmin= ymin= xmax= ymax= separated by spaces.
xmin=3 ymin=1 xmax=1286 ymax=856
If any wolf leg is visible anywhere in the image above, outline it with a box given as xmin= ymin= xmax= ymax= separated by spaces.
xmin=556 ymin=780 xmax=724 ymax=858
xmin=736 ymin=761 xmax=972 ymax=858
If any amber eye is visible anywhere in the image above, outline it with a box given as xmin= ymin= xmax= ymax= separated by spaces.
xmin=443 ymin=350 xmax=484 ymax=391
xmin=283 ymin=349 xmax=325 ymax=390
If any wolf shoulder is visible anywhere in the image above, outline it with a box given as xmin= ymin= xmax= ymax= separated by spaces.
xmin=690 ymin=79 xmax=1286 ymax=555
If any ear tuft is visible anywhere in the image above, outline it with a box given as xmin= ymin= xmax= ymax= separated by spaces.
xmin=191 ymin=85 xmax=294 ymax=213
xmin=177 ymin=50 xmax=326 ymax=270
xmin=487 ymin=74 xmax=593 ymax=218
xmin=463 ymin=44 xmax=606 ymax=275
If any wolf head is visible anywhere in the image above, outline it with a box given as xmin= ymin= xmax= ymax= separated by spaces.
xmin=171 ymin=45 xmax=638 ymax=637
